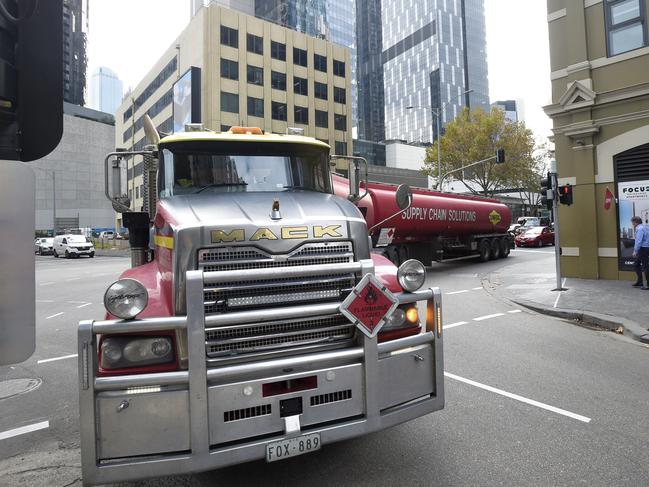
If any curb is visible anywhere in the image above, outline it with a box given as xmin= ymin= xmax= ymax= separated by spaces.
xmin=513 ymin=299 xmax=649 ymax=344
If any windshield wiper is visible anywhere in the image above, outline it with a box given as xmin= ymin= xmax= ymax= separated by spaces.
xmin=194 ymin=182 xmax=248 ymax=194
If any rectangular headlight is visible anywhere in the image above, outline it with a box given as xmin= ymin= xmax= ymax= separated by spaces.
xmin=100 ymin=336 xmax=175 ymax=371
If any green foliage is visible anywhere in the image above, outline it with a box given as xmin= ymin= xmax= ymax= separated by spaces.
xmin=423 ymin=107 xmax=541 ymax=196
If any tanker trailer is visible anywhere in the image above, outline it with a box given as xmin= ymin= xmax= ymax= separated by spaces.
xmin=332 ymin=174 xmax=513 ymax=265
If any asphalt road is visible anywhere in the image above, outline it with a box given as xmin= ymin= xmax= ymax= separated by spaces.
xmin=1 ymin=249 xmax=647 ymax=487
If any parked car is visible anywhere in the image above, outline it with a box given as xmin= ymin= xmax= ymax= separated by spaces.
xmin=34 ymin=237 xmax=54 ymax=255
xmin=99 ymin=231 xmax=115 ymax=239
xmin=515 ymin=226 xmax=555 ymax=247
xmin=53 ymin=234 xmax=95 ymax=258
xmin=508 ymin=223 xmax=522 ymax=235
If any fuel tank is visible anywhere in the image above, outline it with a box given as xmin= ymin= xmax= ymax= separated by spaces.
xmin=332 ymin=174 xmax=510 ymax=243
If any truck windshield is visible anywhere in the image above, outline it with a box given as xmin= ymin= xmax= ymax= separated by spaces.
xmin=158 ymin=141 xmax=331 ymax=197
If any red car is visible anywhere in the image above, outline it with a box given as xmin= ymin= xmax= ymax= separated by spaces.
xmin=515 ymin=226 xmax=554 ymax=247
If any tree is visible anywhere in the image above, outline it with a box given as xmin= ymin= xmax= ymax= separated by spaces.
xmin=423 ymin=107 xmax=538 ymax=197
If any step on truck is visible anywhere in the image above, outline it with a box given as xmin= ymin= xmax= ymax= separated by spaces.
xmin=78 ymin=120 xmax=444 ymax=485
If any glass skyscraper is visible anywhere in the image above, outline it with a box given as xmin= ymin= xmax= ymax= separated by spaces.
xmin=89 ymin=67 xmax=124 ymax=115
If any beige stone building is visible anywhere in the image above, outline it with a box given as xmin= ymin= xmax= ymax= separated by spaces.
xmin=115 ymin=3 xmax=352 ymax=214
xmin=544 ymin=0 xmax=649 ymax=280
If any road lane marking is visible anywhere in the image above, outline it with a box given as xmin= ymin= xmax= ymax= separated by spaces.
xmin=446 ymin=290 xmax=469 ymax=295
xmin=511 ymin=249 xmax=554 ymax=254
xmin=37 ymin=354 xmax=78 ymax=364
xmin=65 ymin=277 xmax=81 ymax=281
xmin=36 ymin=300 xmax=55 ymax=303
xmin=76 ymin=302 xmax=92 ymax=309
xmin=472 ymin=287 xmax=482 ymax=290
xmin=553 ymin=278 xmax=568 ymax=308
xmin=45 ymin=312 xmax=64 ymax=320
xmin=508 ymin=309 xmax=522 ymax=314
xmin=39 ymin=282 xmax=55 ymax=286
xmin=473 ymin=313 xmax=504 ymax=321
xmin=445 ymin=321 xmax=469 ymax=329
xmin=67 ymin=300 xmax=88 ymax=304
xmin=444 ymin=372 xmax=591 ymax=423
xmin=0 ymin=421 xmax=50 ymax=441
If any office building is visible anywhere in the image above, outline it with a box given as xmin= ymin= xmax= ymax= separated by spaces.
xmin=492 ymin=99 xmax=521 ymax=123
xmin=62 ymin=0 xmax=88 ymax=106
xmin=116 ymin=3 xmax=352 ymax=215
xmin=89 ymin=67 xmax=124 ymax=115
xmin=544 ymin=0 xmax=649 ymax=280
xmin=382 ymin=0 xmax=490 ymax=143
xmin=33 ymin=103 xmax=115 ymax=234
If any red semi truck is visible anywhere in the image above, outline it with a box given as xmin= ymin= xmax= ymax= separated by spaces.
xmin=332 ymin=174 xmax=513 ymax=265
xmin=78 ymin=124 xmax=444 ymax=485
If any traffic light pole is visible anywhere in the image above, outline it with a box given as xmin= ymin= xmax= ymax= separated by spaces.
xmin=551 ymin=172 xmax=567 ymax=291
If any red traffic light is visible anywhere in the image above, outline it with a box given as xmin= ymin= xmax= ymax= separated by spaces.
xmin=559 ymin=184 xmax=573 ymax=205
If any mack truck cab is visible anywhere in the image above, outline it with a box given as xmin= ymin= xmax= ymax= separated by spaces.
xmin=78 ymin=121 xmax=444 ymax=485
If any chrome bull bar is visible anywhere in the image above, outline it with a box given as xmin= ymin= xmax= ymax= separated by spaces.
xmin=78 ymin=259 xmax=444 ymax=485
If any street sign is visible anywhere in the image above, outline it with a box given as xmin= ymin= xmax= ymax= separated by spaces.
xmin=340 ymin=274 xmax=398 ymax=338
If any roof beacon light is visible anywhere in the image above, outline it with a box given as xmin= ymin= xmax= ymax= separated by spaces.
xmin=287 ymin=127 xmax=305 ymax=136
xmin=229 ymin=126 xmax=263 ymax=135
xmin=184 ymin=123 xmax=206 ymax=132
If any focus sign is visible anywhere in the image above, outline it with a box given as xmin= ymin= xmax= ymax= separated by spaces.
xmin=340 ymin=274 xmax=398 ymax=338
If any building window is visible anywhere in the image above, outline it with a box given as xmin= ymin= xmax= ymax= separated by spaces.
xmin=293 ymin=47 xmax=308 ymax=67
xmin=221 ymin=58 xmax=238 ymax=80
xmin=334 ymin=114 xmax=346 ymax=131
xmin=294 ymin=76 xmax=308 ymax=95
xmin=335 ymin=141 xmax=347 ymax=155
xmin=271 ymin=41 xmax=286 ymax=61
xmin=294 ymin=105 xmax=308 ymax=124
xmin=315 ymin=110 xmax=328 ymax=128
xmin=247 ymin=65 xmax=264 ymax=86
xmin=314 ymin=53 xmax=327 ymax=72
xmin=272 ymin=101 xmax=287 ymax=121
xmin=248 ymin=96 xmax=264 ymax=117
xmin=221 ymin=91 xmax=239 ymax=113
xmin=271 ymin=71 xmax=286 ymax=91
xmin=605 ymin=0 xmax=648 ymax=56
xmin=221 ymin=26 xmax=238 ymax=48
xmin=333 ymin=60 xmax=345 ymax=77
xmin=247 ymin=33 xmax=263 ymax=55
xmin=334 ymin=87 xmax=346 ymax=104
xmin=314 ymin=81 xmax=328 ymax=100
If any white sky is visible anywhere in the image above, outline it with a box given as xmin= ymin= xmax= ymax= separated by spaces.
xmin=87 ymin=0 xmax=552 ymax=140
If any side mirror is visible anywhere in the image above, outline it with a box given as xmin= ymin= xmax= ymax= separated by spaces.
xmin=348 ymin=161 xmax=361 ymax=201
xmin=395 ymin=184 xmax=412 ymax=210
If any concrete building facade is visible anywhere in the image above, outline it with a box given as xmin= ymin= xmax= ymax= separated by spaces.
xmin=544 ymin=0 xmax=649 ymax=280
xmin=62 ymin=0 xmax=88 ymax=106
xmin=116 ymin=4 xmax=351 ymax=214
xmin=32 ymin=103 xmax=116 ymax=234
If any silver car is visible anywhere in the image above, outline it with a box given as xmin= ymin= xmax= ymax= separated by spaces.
xmin=34 ymin=237 xmax=54 ymax=255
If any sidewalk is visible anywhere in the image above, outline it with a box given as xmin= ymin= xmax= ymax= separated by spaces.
xmin=484 ymin=249 xmax=649 ymax=344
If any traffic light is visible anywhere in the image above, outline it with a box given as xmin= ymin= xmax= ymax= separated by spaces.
xmin=496 ymin=149 xmax=505 ymax=163
xmin=540 ymin=172 xmax=553 ymax=210
xmin=558 ymin=184 xmax=573 ymax=205
xmin=0 ymin=0 xmax=63 ymax=161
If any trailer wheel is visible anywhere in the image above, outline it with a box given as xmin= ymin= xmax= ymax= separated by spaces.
xmin=490 ymin=239 xmax=501 ymax=260
xmin=478 ymin=240 xmax=491 ymax=262
xmin=500 ymin=239 xmax=510 ymax=258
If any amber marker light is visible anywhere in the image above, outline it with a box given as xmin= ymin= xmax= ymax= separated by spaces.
xmin=406 ymin=306 xmax=419 ymax=324
xmin=436 ymin=304 xmax=442 ymax=337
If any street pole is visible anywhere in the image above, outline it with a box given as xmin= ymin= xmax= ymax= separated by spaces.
xmin=550 ymin=163 xmax=566 ymax=291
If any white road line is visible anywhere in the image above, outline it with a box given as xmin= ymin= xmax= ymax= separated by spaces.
xmin=37 ymin=354 xmax=78 ymax=364
xmin=508 ymin=309 xmax=522 ymax=314
xmin=0 ymin=421 xmax=50 ymax=441
xmin=553 ymin=278 xmax=568 ymax=308
xmin=445 ymin=321 xmax=469 ymax=329
xmin=65 ymin=277 xmax=81 ymax=281
xmin=446 ymin=290 xmax=469 ymax=295
xmin=45 ymin=312 xmax=64 ymax=320
xmin=76 ymin=302 xmax=92 ymax=309
xmin=39 ymin=282 xmax=55 ymax=286
xmin=67 ymin=300 xmax=88 ymax=304
xmin=444 ymin=372 xmax=591 ymax=423
xmin=472 ymin=287 xmax=483 ymax=290
xmin=473 ymin=313 xmax=504 ymax=321
xmin=512 ymin=249 xmax=554 ymax=254
xmin=36 ymin=299 xmax=55 ymax=303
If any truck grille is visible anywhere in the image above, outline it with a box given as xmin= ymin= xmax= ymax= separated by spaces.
xmin=199 ymin=242 xmax=357 ymax=364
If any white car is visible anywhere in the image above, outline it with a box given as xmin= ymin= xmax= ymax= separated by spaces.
xmin=34 ymin=237 xmax=54 ymax=255
xmin=53 ymin=234 xmax=95 ymax=258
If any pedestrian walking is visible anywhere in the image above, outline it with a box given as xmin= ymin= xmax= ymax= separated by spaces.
xmin=631 ymin=216 xmax=649 ymax=289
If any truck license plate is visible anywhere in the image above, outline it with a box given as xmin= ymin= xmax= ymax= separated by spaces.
xmin=266 ymin=433 xmax=321 ymax=462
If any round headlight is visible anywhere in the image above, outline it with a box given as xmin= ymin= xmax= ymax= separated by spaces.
xmin=103 ymin=278 xmax=148 ymax=319
xmin=397 ymin=259 xmax=426 ymax=292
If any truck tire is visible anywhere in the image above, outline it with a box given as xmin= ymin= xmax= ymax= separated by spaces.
xmin=490 ymin=239 xmax=501 ymax=259
xmin=500 ymin=239 xmax=510 ymax=258
xmin=478 ymin=240 xmax=491 ymax=262
xmin=53 ymin=250 xmax=58 ymax=258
